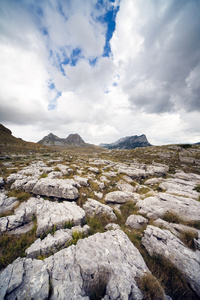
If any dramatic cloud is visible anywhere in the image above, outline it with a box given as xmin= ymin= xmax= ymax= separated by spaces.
xmin=0 ymin=0 xmax=200 ymax=145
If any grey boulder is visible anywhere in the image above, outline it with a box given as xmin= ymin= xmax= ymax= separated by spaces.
xmin=125 ymin=215 xmax=148 ymax=229
xmin=83 ymin=198 xmax=117 ymax=220
xmin=105 ymin=191 xmax=140 ymax=204
xmin=32 ymin=178 xmax=79 ymax=200
xmin=137 ymin=193 xmax=200 ymax=221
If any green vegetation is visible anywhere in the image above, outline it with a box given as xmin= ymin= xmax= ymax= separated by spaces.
xmin=0 ymin=219 xmax=37 ymax=270
xmin=86 ymin=214 xmax=113 ymax=235
xmin=39 ymin=173 xmax=48 ymax=179
xmin=115 ymin=201 xmax=139 ymax=226
xmin=7 ymin=189 xmax=32 ymax=202
xmin=194 ymin=184 xmax=200 ymax=193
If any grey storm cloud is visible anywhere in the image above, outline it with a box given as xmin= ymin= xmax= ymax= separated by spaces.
xmin=123 ymin=0 xmax=200 ymax=114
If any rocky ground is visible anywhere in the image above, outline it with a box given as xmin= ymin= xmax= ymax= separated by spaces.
xmin=0 ymin=144 xmax=200 ymax=299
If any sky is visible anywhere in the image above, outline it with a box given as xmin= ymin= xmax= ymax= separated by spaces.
xmin=0 ymin=0 xmax=200 ymax=146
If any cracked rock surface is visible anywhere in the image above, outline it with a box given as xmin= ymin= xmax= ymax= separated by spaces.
xmin=142 ymin=225 xmax=200 ymax=297
xmin=0 ymin=197 xmax=85 ymax=236
xmin=1 ymin=230 xmax=153 ymax=300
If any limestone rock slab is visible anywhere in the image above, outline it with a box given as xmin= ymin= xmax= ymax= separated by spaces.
xmin=0 ymin=192 xmax=19 ymax=215
xmin=0 ymin=230 xmax=170 ymax=300
xmin=83 ymin=198 xmax=117 ymax=220
xmin=105 ymin=191 xmax=140 ymax=204
xmin=125 ymin=215 xmax=148 ymax=229
xmin=142 ymin=225 xmax=200 ymax=297
xmin=0 ymin=197 xmax=85 ymax=237
xmin=32 ymin=178 xmax=79 ymax=200
xmin=137 ymin=193 xmax=200 ymax=221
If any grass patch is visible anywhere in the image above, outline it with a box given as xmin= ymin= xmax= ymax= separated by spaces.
xmin=137 ymin=273 xmax=165 ymax=300
xmin=39 ymin=173 xmax=48 ymax=179
xmin=86 ymin=214 xmax=112 ymax=235
xmin=162 ymin=211 xmax=182 ymax=224
xmin=115 ymin=201 xmax=139 ymax=226
xmin=140 ymin=251 xmax=199 ymax=300
xmin=0 ymin=220 xmax=37 ymax=270
xmin=7 ymin=189 xmax=32 ymax=202
xmin=162 ymin=211 xmax=200 ymax=229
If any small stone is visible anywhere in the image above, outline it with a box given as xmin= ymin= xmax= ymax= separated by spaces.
xmin=125 ymin=215 xmax=148 ymax=229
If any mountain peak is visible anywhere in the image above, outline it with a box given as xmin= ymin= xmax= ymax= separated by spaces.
xmin=38 ymin=132 xmax=85 ymax=147
xmin=99 ymin=134 xmax=151 ymax=150
xmin=65 ymin=134 xmax=85 ymax=145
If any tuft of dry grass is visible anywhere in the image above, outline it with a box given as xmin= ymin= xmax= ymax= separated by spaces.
xmin=7 ymin=189 xmax=32 ymax=202
xmin=0 ymin=220 xmax=37 ymax=270
xmin=162 ymin=211 xmax=182 ymax=224
xmin=179 ymin=230 xmax=198 ymax=250
xmin=137 ymin=273 xmax=165 ymax=300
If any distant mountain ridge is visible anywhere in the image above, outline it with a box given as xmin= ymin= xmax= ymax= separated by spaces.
xmin=38 ymin=133 xmax=85 ymax=147
xmin=99 ymin=134 xmax=152 ymax=150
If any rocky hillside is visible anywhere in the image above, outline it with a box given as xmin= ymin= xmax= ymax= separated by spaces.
xmin=0 ymin=124 xmax=47 ymax=155
xmin=100 ymin=134 xmax=152 ymax=149
xmin=38 ymin=133 xmax=85 ymax=147
xmin=0 ymin=143 xmax=200 ymax=299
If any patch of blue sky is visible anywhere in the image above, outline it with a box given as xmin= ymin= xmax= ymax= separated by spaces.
xmin=48 ymin=82 xmax=55 ymax=90
xmin=96 ymin=0 xmax=120 ymax=57
xmin=48 ymin=91 xmax=62 ymax=111
xmin=89 ymin=56 xmax=99 ymax=66
xmin=70 ymin=48 xmax=82 ymax=66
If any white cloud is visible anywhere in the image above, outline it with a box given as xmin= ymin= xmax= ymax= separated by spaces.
xmin=0 ymin=0 xmax=200 ymax=146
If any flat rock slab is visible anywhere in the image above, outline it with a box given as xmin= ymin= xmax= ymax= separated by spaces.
xmin=142 ymin=225 xmax=200 ymax=297
xmin=0 ymin=192 xmax=19 ymax=215
xmin=83 ymin=198 xmax=117 ymax=220
xmin=1 ymin=230 xmax=152 ymax=300
xmin=137 ymin=192 xmax=200 ymax=221
xmin=125 ymin=215 xmax=148 ymax=229
xmin=25 ymin=225 xmax=90 ymax=258
xmin=159 ymin=177 xmax=199 ymax=200
xmin=105 ymin=191 xmax=140 ymax=204
xmin=0 ymin=257 xmax=49 ymax=300
xmin=0 ymin=197 xmax=85 ymax=237
xmin=32 ymin=178 xmax=79 ymax=200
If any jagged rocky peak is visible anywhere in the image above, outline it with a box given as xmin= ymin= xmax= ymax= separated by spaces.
xmin=38 ymin=132 xmax=85 ymax=147
xmin=66 ymin=133 xmax=85 ymax=145
xmin=100 ymin=134 xmax=152 ymax=150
